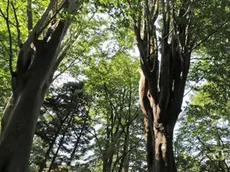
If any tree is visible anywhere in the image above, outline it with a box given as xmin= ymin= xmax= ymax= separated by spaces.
xmin=0 ymin=0 xmax=81 ymax=171
xmin=126 ymin=1 xmax=193 ymax=171
xmin=31 ymin=82 xmax=91 ymax=172
xmin=174 ymin=1 xmax=230 ymax=170
xmin=1 ymin=0 xmax=230 ymax=171
xmin=82 ymin=50 xmax=147 ymax=172
xmin=90 ymin=1 xmax=193 ymax=169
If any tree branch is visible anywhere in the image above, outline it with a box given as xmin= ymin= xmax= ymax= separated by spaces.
xmin=0 ymin=0 xmax=14 ymax=76
xmin=36 ymin=0 xmax=68 ymax=37
xmin=191 ymin=18 xmax=230 ymax=52
xmin=11 ymin=2 xmax=22 ymax=47
xmin=27 ymin=0 xmax=33 ymax=31
xmin=0 ymin=9 xmax=6 ymax=19
xmin=7 ymin=0 xmax=14 ymax=76
xmin=52 ymin=58 xmax=78 ymax=81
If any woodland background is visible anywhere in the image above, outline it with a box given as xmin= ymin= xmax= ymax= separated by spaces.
xmin=0 ymin=0 xmax=229 ymax=172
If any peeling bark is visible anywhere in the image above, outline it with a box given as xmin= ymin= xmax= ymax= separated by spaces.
xmin=134 ymin=0 xmax=193 ymax=171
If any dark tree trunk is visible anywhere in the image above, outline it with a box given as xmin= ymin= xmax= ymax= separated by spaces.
xmin=103 ymin=148 xmax=115 ymax=172
xmin=0 ymin=1 xmax=79 ymax=171
xmin=118 ymin=122 xmax=130 ymax=172
xmin=0 ymin=84 xmax=46 ymax=172
xmin=118 ymin=86 xmax=132 ymax=172
xmin=133 ymin=0 xmax=193 ymax=171
xmin=0 ymin=21 xmax=65 ymax=172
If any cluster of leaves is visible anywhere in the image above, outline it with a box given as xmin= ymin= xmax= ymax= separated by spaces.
xmin=175 ymin=0 xmax=230 ymax=171
xmin=82 ymin=51 xmax=147 ymax=171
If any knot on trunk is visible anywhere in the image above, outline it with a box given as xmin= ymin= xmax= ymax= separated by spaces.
xmin=155 ymin=123 xmax=165 ymax=132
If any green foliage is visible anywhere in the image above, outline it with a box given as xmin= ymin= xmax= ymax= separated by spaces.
xmin=30 ymin=82 xmax=92 ymax=171
xmin=82 ymin=49 xmax=146 ymax=171
xmin=0 ymin=0 xmax=230 ymax=171
xmin=175 ymin=1 xmax=230 ymax=170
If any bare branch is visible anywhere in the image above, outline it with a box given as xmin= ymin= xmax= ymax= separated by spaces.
xmin=111 ymin=137 xmax=143 ymax=170
xmin=11 ymin=2 xmax=22 ymax=47
xmin=2 ymin=0 xmax=15 ymax=76
xmin=52 ymin=58 xmax=78 ymax=81
xmin=27 ymin=0 xmax=33 ymax=31
xmin=0 ymin=8 xmax=6 ymax=19
xmin=89 ymin=126 xmax=103 ymax=154
xmin=191 ymin=18 xmax=230 ymax=51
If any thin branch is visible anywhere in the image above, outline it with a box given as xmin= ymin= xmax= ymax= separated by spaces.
xmin=89 ymin=126 xmax=103 ymax=154
xmin=223 ymin=159 xmax=230 ymax=171
xmin=111 ymin=137 xmax=143 ymax=169
xmin=103 ymin=83 xmax=126 ymax=133
xmin=52 ymin=58 xmax=78 ymax=81
xmin=27 ymin=0 xmax=33 ymax=31
xmin=183 ymin=76 xmax=204 ymax=97
xmin=52 ymin=41 xmax=88 ymax=82
xmin=2 ymin=0 xmax=15 ymax=76
xmin=54 ymin=34 xmax=79 ymax=69
xmin=197 ymin=135 xmax=226 ymax=172
xmin=197 ymin=137 xmax=212 ymax=152
xmin=216 ymin=129 xmax=229 ymax=171
xmin=183 ymin=87 xmax=192 ymax=97
xmin=191 ymin=18 xmax=230 ymax=52
xmin=0 ymin=9 xmax=17 ymax=27
xmin=11 ymin=2 xmax=22 ymax=47
xmin=0 ymin=8 xmax=6 ymax=19
xmin=196 ymin=145 xmax=217 ymax=168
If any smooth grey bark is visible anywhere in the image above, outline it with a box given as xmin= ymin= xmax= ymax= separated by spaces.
xmin=0 ymin=1 xmax=79 ymax=171
xmin=0 ymin=21 xmax=65 ymax=172
xmin=1 ymin=0 xmax=57 ymax=133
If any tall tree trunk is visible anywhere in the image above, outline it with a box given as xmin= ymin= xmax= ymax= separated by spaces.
xmin=118 ymin=128 xmax=130 ymax=172
xmin=0 ymin=1 xmax=79 ymax=171
xmin=118 ymin=86 xmax=132 ymax=172
xmin=0 ymin=22 xmax=65 ymax=171
xmin=133 ymin=0 xmax=193 ymax=171
xmin=103 ymin=151 xmax=114 ymax=172
xmin=152 ymin=119 xmax=177 ymax=172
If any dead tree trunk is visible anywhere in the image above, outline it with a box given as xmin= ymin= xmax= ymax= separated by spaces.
xmin=0 ymin=1 xmax=80 ymax=171
xmin=133 ymin=0 xmax=193 ymax=171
